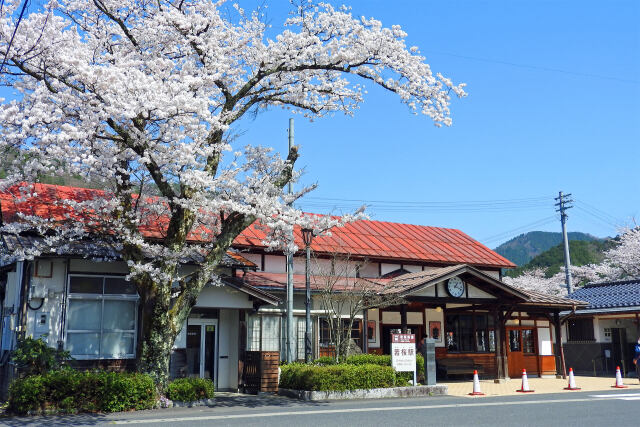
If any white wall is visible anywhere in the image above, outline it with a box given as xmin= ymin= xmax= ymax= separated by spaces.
xmin=195 ymin=285 xmax=254 ymax=309
xmin=25 ymin=259 xmax=67 ymax=348
xmin=537 ymin=322 xmax=553 ymax=355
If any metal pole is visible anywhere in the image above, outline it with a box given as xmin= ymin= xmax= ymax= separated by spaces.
xmin=555 ymin=191 xmax=574 ymax=294
xmin=286 ymin=118 xmax=295 ymax=363
xmin=305 ymin=242 xmax=312 ymax=363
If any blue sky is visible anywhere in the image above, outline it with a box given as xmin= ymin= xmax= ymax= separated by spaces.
xmin=4 ymin=0 xmax=639 ymax=248
xmin=232 ymin=0 xmax=640 ymax=247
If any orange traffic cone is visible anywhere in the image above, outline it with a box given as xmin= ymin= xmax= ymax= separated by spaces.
xmin=469 ymin=370 xmax=485 ymax=396
xmin=564 ymin=367 xmax=581 ymax=390
xmin=516 ymin=369 xmax=534 ymax=392
xmin=612 ymin=366 xmax=628 ymax=388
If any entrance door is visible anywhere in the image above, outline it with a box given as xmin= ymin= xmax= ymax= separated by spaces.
xmin=506 ymin=328 xmax=524 ymax=378
xmin=611 ymin=328 xmax=628 ymax=374
xmin=185 ymin=320 xmax=218 ymax=383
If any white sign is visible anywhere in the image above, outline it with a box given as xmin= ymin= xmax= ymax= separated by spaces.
xmin=391 ymin=333 xmax=416 ymax=372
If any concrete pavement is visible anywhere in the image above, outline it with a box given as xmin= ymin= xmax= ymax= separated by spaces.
xmin=443 ymin=375 xmax=640 ymax=397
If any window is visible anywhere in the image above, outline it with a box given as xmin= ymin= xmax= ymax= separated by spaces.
xmin=446 ymin=313 xmax=494 ymax=353
xmin=567 ymin=318 xmax=595 ymax=342
xmin=66 ymin=276 xmax=138 ymax=359
xmin=522 ymin=329 xmax=535 ymax=354
xmin=509 ymin=330 xmax=521 ymax=352
xmin=319 ymin=318 xmax=362 ymax=348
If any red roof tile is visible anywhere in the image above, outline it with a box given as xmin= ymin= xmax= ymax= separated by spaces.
xmin=1 ymin=183 xmax=516 ymax=268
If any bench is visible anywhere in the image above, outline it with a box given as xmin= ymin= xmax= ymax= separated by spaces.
xmin=437 ymin=358 xmax=484 ymax=379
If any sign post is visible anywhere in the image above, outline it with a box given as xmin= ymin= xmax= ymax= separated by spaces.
xmin=391 ymin=333 xmax=416 ymax=386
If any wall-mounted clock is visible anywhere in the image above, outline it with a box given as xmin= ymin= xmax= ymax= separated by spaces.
xmin=446 ymin=277 xmax=465 ymax=298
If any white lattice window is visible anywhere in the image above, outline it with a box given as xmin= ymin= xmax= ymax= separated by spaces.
xmin=65 ymin=275 xmax=138 ymax=359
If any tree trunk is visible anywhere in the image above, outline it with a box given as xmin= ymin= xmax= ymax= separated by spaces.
xmin=136 ymin=279 xmax=176 ymax=391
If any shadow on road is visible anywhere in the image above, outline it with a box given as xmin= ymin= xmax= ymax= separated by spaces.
xmin=0 ymin=413 xmax=108 ymax=426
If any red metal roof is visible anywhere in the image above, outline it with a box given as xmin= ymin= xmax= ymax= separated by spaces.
xmin=0 ymin=183 xmax=515 ymax=268
xmin=234 ymin=219 xmax=515 ymax=269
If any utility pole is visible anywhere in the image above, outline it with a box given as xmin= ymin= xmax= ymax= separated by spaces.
xmin=286 ymin=118 xmax=295 ymax=363
xmin=555 ymin=191 xmax=574 ymax=294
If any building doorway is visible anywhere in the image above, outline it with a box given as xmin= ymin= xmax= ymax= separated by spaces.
xmin=186 ymin=319 xmax=218 ymax=384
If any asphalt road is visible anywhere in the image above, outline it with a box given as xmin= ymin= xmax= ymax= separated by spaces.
xmin=1 ymin=389 xmax=639 ymax=427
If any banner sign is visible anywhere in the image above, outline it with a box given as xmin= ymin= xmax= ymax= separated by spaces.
xmin=391 ymin=333 xmax=416 ymax=373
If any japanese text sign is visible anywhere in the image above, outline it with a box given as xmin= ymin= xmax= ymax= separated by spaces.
xmin=391 ymin=333 xmax=416 ymax=372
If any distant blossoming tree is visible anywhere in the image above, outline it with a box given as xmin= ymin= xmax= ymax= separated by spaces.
xmin=0 ymin=0 xmax=465 ymax=386
xmin=505 ymin=227 xmax=640 ymax=296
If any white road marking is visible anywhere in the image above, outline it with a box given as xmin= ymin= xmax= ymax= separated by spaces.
xmin=109 ymin=395 xmax=639 ymax=425
xmin=589 ymin=392 xmax=640 ymax=400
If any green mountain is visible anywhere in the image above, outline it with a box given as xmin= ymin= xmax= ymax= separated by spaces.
xmin=494 ymin=231 xmax=599 ymax=266
xmin=504 ymin=239 xmax=612 ymax=278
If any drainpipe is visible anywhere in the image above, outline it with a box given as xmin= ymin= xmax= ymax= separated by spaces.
xmin=17 ymin=261 xmax=31 ymax=341
xmin=58 ymin=258 xmax=70 ymax=350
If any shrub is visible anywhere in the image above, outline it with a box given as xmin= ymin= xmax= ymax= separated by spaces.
xmin=280 ymin=363 xmax=395 ymax=391
xmin=8 ymin=370 xmax=156 ymax=415
xmin=166 ymin=378 xmax=215 ymax=402
xmin=312 ymin=356 xmax=337 ymax=366
xmin=12 ymin=337 xmax=72 ymax=376
xmin=345 ymin=353 xmax=425 ymax=384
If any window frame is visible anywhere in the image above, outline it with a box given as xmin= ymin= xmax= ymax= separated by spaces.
xmin=65 ymin=274 xmax=139 ymax=360
xmin=445 ymin=312 xmax=495 ymax=354
xmin=318 ymin=317 xmax=362 ymax=348
xmin=567 ymin=318 xmax=595 ymax=342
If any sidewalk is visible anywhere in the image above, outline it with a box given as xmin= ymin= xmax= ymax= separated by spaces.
xmin=443 ymin=375 xmax=640 ymax=397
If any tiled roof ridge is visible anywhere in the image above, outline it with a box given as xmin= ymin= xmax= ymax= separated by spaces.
xmin=582 ymin=278 xmax=640 ymax=288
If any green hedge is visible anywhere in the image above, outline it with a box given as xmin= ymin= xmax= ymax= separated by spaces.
xmin=166 ymin=378 xmax=214 ymax=402
xmin=8 ymin=370 xmax=156 ymax=415
xmin=280 ymin=363 xmax=396 ymax=391
xmin=343 ymin=354 xmax=425 ymax=384
xmin=312 ymin=356 xmax=337 ymax=366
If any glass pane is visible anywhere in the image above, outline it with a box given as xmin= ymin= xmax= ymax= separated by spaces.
xmin=186 ymin=325 xmax=201 ymax=377
xmin=522 ymin=329 xmax=535 ymax=354
xmin=67 ymin=332 xmax=100 ymax=356
xmin=204 ymin=325 xmax=215 ymax=380
xmin=246 ymin=315 xmax=260 ymax=351
xmin=262 ymin=316 xmax=280 ymax=352
xmin=103 ymin=300 xmax=136 ymax=330
xmin=104 ymin=278 xmax=137 ymax=294
xmin=476 ymin=329 xmax=487 ymax=352
xmin=67 ymin=300 xmax=101 ymax=330
xmin=445 ymin=315 xmax=458 ymax=351
xmin=101 ymin=332 xmax=134 ymax=357
xmin=489 ymin=330 xmax=496 ymax=352
xmin=69 ymin=276 xmax=102 ymax=294
xmin=509 ymin=330 xmax=521 ymax=352
xmin=459 ymin=315 xmax=474 ymax=352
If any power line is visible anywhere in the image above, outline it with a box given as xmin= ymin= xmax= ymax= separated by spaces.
xmin=0 ymin=0 xmax=30 ymax=75
xmin=423 ymin=50 xmax=640 ymax=85
xmin=480 ymin=215 xmax=558 ymax=244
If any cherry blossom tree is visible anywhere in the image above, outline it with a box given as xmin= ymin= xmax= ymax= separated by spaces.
xmin=505 ymin=228 xmax=640 ymax=296
xmin=0 ymin=0 xmax=465 ymax=386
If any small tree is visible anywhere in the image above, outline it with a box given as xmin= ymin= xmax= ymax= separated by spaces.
xmin=314 ymin=254 xmax=403 ymax=361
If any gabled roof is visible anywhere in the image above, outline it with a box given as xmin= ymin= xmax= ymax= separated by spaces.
xmin=569 ymin=279 xmax=640 ymax=310
xmin=1 ymin=182 xmax=515 ymax=268
xmin=384 ymin=264 xmax=528 ymax=299
xmin=220 ymin=276 xmax=280 ymax=306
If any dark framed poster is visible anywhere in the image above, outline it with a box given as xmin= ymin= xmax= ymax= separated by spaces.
xmin=429 ymin=321 xmax=442 ymax=343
